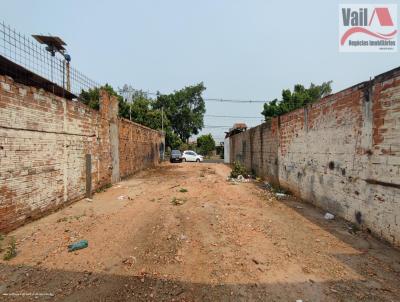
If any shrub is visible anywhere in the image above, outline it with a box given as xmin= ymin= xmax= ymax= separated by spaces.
xmin=171 ymin=197 xmax=187 ymax=206
xmin=3 ymin=237 xmax=17 ymax=261
xmin=230 ymin=161 xmax=247 ymax=178
xmin=197 ymin=134 xmax=215 ymax=156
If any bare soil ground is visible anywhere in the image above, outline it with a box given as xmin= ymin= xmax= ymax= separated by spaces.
xmin=1 ymin=163 xmax=400 ymax=301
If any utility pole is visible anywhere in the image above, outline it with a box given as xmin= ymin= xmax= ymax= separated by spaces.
xmin=161 ymin=106 xmax=165 ymax=160
xmin=161 ymin=106 xmax=164 ymax=133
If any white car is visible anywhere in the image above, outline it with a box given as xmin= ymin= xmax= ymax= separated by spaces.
xmin=182 ymin=150 xmax=204 ymax=162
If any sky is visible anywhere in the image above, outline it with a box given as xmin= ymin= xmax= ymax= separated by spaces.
xmin=2 ymin=0 xmax=399 ymax=142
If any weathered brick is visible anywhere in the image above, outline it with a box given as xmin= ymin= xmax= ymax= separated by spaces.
xmin=230 ymin=67 xmax=400 ymax=247
xmin=0 ymin=75 xmax=163 ymax=232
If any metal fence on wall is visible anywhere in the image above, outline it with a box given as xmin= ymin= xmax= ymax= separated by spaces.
xmin=0 ymin=21 xmax=99 ymax=97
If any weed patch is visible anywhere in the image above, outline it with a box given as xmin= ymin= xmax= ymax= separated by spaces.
xmin=230 ymin=161 xmax=247 ymax=178
xmin=95 ymin=183 xmax=112 ymax=193
xmin=3 ymin=237 xmax=17 ymax=261
xmin=171 ymin=197 xmax=187 ymax=206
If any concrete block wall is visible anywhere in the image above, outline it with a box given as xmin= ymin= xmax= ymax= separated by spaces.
xmin=230 ymin=67 xmax=400 ymax=247
xmin=229 ymin=120 xmax=280 ymax=186
xmin=0 ymin=75 xmax=163 ymax=232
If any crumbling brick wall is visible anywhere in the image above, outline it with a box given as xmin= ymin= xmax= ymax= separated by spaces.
xmin=119 ymin=119 xmax=162 ymax=179
xmin=230 ymin=66 xmax=400 ymax=247
xmin=0 ymin=75 xmax=163 ymax=232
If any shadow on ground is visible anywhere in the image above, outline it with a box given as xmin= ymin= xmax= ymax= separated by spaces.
xmin=1 ymin=262 xmax=396 ymax=302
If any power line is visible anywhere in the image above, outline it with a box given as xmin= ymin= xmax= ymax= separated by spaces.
xmin=205 ymin=114 xmax=262 ymax=119
xmin=203 ymin=98 xmax=265 ymax=103
xmin=203 ymin=125 xmax=235 ymax=128
xmin=141 ymin=91 xmax=266 ymax=104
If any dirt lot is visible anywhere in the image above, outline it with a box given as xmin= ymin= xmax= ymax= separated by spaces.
xmin=1 ymin=163 xmax=400 ymax=301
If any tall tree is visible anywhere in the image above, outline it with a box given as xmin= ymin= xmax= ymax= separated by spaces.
xmin=154 ymin=83 xmax=206 ymax=142
xmin=80 ymin=83 xmax=207 ymax=150
xmin=130 ymin=96 xmax=168 ymax=131
xmin=262 ymin=81 xmax=332 ymax=120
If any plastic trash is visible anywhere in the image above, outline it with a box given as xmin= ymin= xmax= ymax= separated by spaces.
xmin=68 ymin=240 xmax=88 ymax=252
xmin=324 ymin=213 xmax=335 ymax=220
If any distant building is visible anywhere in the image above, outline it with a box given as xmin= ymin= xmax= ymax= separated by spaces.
xmin=224 ymin=123 xmax=247 ymax=163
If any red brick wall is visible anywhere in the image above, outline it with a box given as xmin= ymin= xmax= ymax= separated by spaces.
xmin=0 ymin=75 xmax=163 ymax=232
xmin=119 ymin=119 xmax=162 ymax=179
xmin=230 ymin=67 xmax=400 ymax=247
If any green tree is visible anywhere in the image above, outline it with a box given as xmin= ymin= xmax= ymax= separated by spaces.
xmin=197 ymin=134 xmax=215 ymax=156
xmin=167 ymin=131 xmax=183 ymax=149
xmin=130 ymin=96 xmax=169 ymax=131
xmin=79 ymin=84 xmax=128 ymax=118
xmin=80 ymin=83 xmax=208 ymax=150
xmin=262 ymin=81 xmax=332 ymax=120
xmin=154 ymin=83 xmax=206 ymax=142
xmin=79 ymin=87 xmax=101 ymax=110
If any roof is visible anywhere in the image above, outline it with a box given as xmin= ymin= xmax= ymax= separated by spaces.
xmin=225 ymin=123 xmax=248 ymax=138
xmin=230 ymin=123 xmax=247 ymax=131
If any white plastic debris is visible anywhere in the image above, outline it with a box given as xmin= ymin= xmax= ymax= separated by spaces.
xmin=276 ymin=193 xmax=286 ymax=198
xmin=324 ymin=213 xmax=335 ymax=220
xmin=117 ymin=195 xmax=127 ymax=200
xmin=227 ymin=175 xmax=250 ymax=183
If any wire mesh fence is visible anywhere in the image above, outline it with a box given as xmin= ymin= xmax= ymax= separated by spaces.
xmin=0 ymin=21 xmax=99 ymax=97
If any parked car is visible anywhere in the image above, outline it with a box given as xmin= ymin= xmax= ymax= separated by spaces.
xmin=170 ymin=150 xmax=183 ymax=163
xmin=182 ymin=150 xmax=204 ymax=162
